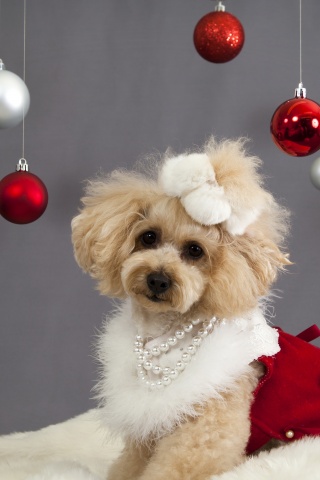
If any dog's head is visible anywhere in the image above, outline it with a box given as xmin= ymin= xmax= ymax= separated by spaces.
xmin=71 ymin=138 xmax=290 ymax=319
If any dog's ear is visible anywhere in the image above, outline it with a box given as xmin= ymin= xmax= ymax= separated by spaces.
xmin=207 ymin=137 xmax=290 ymax=262
xmin=201 ymin=138 xmax=291 ymax=317
xmin=206 ymin=211 xmax=291 ymax=319
xmin=71 ymin=171 xmax=159 ymax=297
xmin=205 ymin=138 xmax=274 ymax=236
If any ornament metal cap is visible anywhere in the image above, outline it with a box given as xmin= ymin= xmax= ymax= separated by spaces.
xmin=0 ymin=59 xmax=5 ymax=71
xmin=295 ymin=82 xmax=307 ymax=99
xmin=214 ymin=1 xmax=225 ymax=12
xmin=16 ymin=158 xmax=29 ymax=172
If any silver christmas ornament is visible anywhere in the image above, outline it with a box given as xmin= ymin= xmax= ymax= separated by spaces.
xmin=310 ymin=157 xmax=320 ymax=190
xmin=0 ymin=59 xmax=30 ymax=129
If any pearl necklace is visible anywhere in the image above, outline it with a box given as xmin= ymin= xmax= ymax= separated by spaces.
xmin=134 ymin=317 xmax=216 ymax=390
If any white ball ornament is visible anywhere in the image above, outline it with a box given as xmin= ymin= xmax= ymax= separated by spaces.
xmin=0 ymin=60 xmax=30 ymax=128
xmin=310 ymin=157 xmax=320 ymax=190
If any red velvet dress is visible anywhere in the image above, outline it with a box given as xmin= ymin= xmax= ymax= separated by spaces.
xmin=247 ymin=325 xmax=320 ymax=454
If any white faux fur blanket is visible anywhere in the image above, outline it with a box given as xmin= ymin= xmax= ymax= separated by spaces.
xmin=0 ymin=410 xmax=319 ymax=480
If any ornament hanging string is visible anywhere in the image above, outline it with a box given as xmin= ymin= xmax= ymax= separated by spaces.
xmin=297 ymin=0 xmax=304 ymax=96
xmin=22 ymin=0 xmax=26 ymax=160
xmin=299 ymin=0 xmax=302 ymax=86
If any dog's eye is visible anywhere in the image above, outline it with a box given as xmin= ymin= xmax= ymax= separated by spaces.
xmin=141 ymin=231 xmax=157 ymax=247
xmin=187 ymin=244 xmax=203 ymax=259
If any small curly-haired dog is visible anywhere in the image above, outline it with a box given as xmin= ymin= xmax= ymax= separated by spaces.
xmin=71 ymin=138 xmax=290 ymax=479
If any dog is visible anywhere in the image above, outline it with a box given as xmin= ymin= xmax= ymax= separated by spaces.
xmin=71 ymin=137 xmax=290 ymax=479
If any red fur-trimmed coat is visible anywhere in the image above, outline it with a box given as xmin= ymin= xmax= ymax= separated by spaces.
xmin=247 ymin=325 xmax=320 ymax=454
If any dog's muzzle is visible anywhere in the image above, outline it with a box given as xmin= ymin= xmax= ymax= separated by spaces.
xmin=147 ymin=272 xmax=171 ymax=295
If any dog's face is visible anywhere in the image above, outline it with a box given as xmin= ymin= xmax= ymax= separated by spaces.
xmin=119 ymin=195 xmax=221 ymax=315
xmin=71 ymin=171 xmax=289 ymax=321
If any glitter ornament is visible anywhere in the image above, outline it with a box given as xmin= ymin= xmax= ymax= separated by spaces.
xmin=270 ymin=84 xmax=320 ymax=157
xmin=193 ymin=2 xmax=245 ymax=63
xmin=0 ymin=60 xmax=30 ymax=129
xmin=0 ymin=159 xmax=48 ymax=224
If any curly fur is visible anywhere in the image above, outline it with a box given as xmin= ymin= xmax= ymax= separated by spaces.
xmin=95 ymin=301 xmax=279 ymax=444
xmin=71 ymin=138 xmax=290 ymax=479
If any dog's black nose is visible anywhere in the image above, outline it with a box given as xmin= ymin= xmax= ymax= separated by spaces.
xmin=147 ymin=272 xmax=171 ymax=294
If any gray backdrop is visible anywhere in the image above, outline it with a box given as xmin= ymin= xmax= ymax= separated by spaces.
xmin=1 ymin=0 xmax=320 ymax=435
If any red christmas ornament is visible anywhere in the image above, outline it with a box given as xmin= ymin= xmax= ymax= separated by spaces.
xmin=0 ymin=158 xmax=48 ymax=224
xmin=270 ymin=84 xmax=320 ymax=157
xmin=193 ymin=2 xmax=245 ymax=64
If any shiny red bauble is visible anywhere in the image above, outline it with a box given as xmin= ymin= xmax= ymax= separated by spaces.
xmin=0 ymin=170 xmax=48 ymax=224
xmin=270 ymin=97 xmax=320 ymax=157
xmin=193 ymin=11 xmax=245 ymax=63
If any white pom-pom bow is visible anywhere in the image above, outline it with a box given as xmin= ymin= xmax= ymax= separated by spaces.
xmin=158 ymin=152 xmax=260 ymax=235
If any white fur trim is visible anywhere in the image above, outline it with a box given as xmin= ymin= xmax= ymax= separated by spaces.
xmin=97 ymin=300 xmax=279 ymax=442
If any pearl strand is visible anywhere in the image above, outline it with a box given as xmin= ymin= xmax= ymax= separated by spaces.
xmin=134 ymin=317 xmax=216 ymax=390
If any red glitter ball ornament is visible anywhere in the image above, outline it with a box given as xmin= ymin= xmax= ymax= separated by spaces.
xmin=193 ymin=6 xmax=245 ymax=63
xmin=270 ymin=85 xmax=320 ymax=157
xmin=0 ymin=159 xmax=48 ymax=224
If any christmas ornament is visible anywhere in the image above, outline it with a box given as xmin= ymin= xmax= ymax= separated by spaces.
xmin=193 ymin=1 xmax=245 ymax=63
xmin=310 ymin=157 xmax=320 ymax=190
xmin=270 ymin=1 xmax=320 ymax=156
xmin=270 ymin=84 xmax=320 ymax=157
xmin=0 ymin=59 xmax=30 ymax=129
xmin=0 ymin=1 xmax=47 ymax=225
xmin=0 ymin=158 xmax=48 ymax=224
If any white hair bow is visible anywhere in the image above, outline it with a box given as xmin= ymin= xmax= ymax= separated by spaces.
xmin=158 ymin=152 xmax=259 ymax=235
